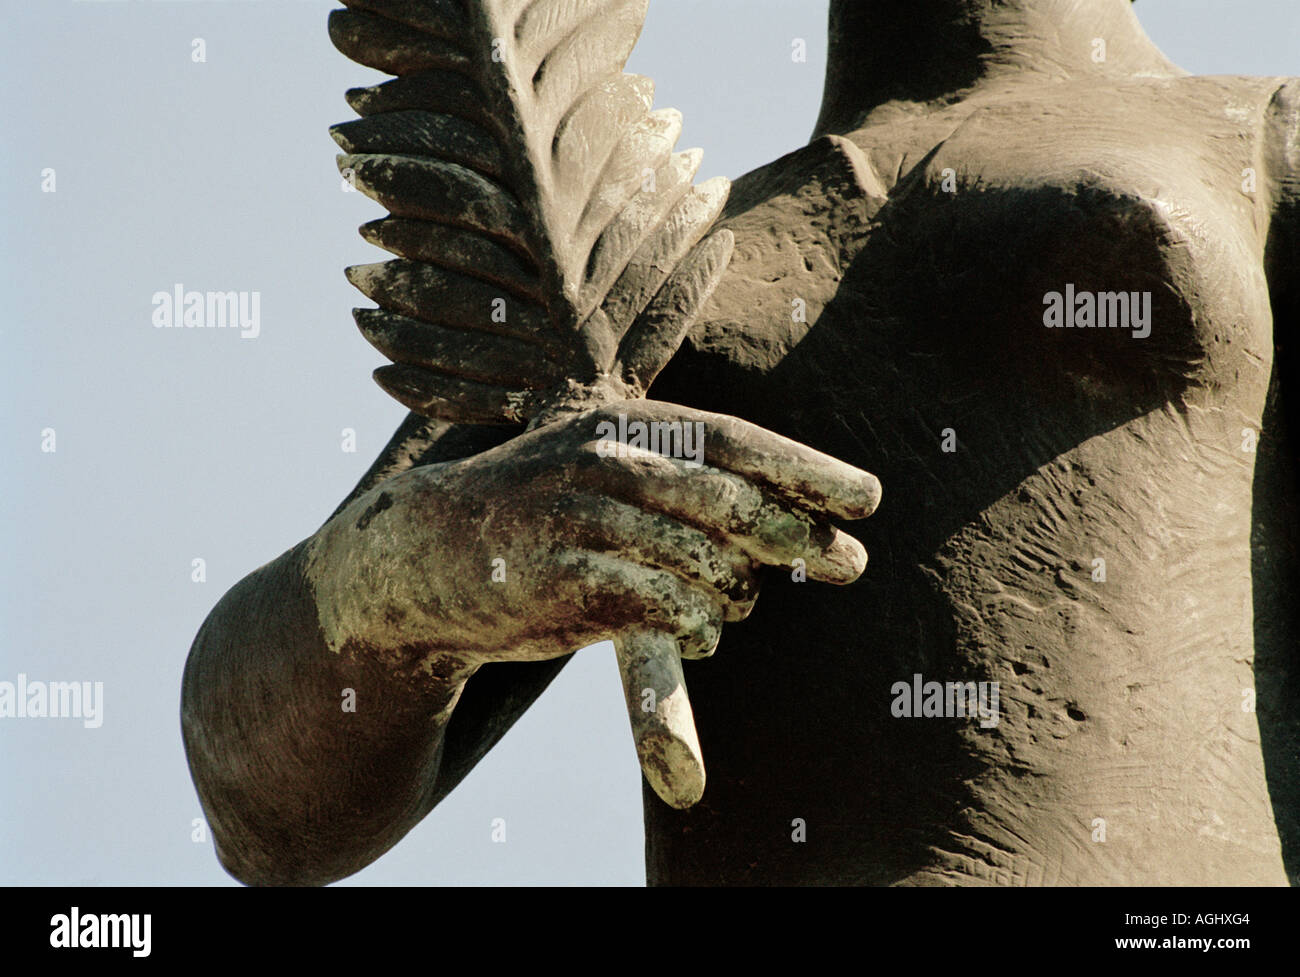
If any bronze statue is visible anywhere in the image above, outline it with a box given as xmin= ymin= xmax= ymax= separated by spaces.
xmin=182 ymin=0 xmax=1300 ymax=885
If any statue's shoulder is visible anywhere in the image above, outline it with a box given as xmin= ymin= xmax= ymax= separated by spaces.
xmin=1165 ymin=74 xmax=1300 ymax=226
xmin=722 ymin=133 xmax=889 ymax=234
xmin=1257 ymin=78 xmax=1300 ymax=295
xmin=1258 ymin=77 xmax=1300 ymax=179
xmin=677 ymin=135 xmax=888 ymax=378
xmin=1140 ymin=73 xmax=1300 ymax=137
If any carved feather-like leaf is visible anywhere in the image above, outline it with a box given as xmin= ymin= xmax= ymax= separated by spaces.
xmin=330 ymin=0 xmax=733 ymax=423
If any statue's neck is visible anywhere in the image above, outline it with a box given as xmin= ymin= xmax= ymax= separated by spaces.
xmin=814 ymin=0 xmax=1181 ymax=136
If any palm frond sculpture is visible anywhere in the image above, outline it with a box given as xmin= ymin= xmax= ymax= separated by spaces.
xmin=329 ymin=0 xmax=735 ymax=806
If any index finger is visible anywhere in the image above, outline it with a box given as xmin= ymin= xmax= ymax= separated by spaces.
xmin=594 ymin=401 xmax=882 ymax=521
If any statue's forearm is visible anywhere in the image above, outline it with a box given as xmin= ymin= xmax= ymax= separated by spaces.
xmin=180 ymin=528 xmax=471 ymax=886
xmin=181 ymin=414 xmax=571 ymax=885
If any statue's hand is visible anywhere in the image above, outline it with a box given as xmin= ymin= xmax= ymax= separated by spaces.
xmin=310 ymin=399 xmax=881 ymax=671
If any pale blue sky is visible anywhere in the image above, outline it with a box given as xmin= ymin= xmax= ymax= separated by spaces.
xmin=2 ymin=0 xmax=1296 ymax=885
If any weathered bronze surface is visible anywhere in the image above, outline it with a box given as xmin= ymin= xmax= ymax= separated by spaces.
xmin=182 ymin=0 xmax=1300 ymax=886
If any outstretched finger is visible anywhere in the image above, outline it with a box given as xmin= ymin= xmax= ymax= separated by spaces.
xmin=567 ymin=444 xmax=867 ymax=584
xmin=588 ymin=401 xmax=882 ymax=521
xmin=555 ymin=493 xmax=760 ymax=621
xmin=553 ymin=549 xmax=725 ymax=660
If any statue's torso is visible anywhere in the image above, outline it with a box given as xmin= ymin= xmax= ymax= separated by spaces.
xmin=644 ymin=75 xmax=1297 ymax=884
